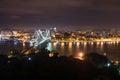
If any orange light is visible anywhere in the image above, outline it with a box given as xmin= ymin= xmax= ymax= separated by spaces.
xmin=69 ymin=42 xmax=72 ymax=44
xmin=74 ymin=52 xmax=85 ymax=60
xmin=78 ymin=53 xmax=83 ymax=57
xmin=91 ymin=42 xmax=93 ymax=45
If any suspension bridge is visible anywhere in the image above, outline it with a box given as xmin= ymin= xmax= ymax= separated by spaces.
xmin=21 ymin=28 xmax=56 ymax=54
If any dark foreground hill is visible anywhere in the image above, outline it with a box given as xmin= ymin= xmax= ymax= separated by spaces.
xmin=0 ymin=53 xmax=119 ymax=80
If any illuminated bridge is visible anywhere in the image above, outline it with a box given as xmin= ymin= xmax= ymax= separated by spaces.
xmin=22 ymin=28 xmax=56 ymax=54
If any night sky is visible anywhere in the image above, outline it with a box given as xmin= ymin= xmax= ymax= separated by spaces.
xmin=0 ymin=0 xmax=120 ymax=30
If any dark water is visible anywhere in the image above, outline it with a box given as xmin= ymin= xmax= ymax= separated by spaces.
xmin=47 ymin=42 xmax=120 ymax=61
xmin=0 ymin=40 xmax=30 ymax=55
xmin=0 ymin=40 xmax=120 ymax=61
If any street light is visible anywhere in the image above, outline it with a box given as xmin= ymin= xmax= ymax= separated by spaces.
xmin=78 ymin=52 xmax=83 ymax=58
xmin=75 ymin=52 xmax=84 ymax=60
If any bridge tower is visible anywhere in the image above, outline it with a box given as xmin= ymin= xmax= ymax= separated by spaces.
xmin=22 ymin=28 xmax=56 ymax=54
xmin=31 ymin=29 xmax=51 ymax=48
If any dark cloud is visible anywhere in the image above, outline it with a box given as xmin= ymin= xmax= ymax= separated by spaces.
xmin=0 ymin=0 xmax=92 ymax=15
xmin=0 ymin=0 xmax=120 ymax=29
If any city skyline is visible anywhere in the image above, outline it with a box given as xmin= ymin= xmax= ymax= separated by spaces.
xmin=0 ymin=0 xmax=120 ymax=30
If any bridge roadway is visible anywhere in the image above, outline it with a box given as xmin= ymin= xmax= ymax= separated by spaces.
xmin=21 ymin=28 xmax=54 ymax=54
xmin=21 ymin=38 xmax=51 ymax=55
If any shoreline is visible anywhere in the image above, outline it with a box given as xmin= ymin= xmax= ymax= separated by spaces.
xmin=51 ymin=40 xmax=120 ymax=43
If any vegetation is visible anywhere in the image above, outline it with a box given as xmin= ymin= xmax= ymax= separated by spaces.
xmin=0 ymin=51 xmax=119 ymax=80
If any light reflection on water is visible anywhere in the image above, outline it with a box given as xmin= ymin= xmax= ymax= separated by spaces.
xmin=0 ymin=40 xmax=30 ymax=55
xmin=51 ymin=42 xmax=120 ymax=61
xmin=0 ymin=40 xmax=120 ymax=61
